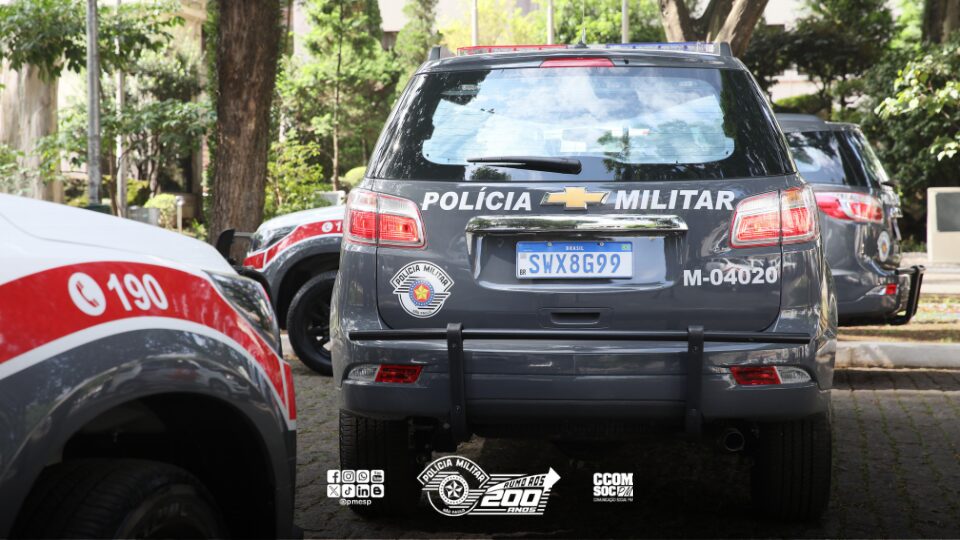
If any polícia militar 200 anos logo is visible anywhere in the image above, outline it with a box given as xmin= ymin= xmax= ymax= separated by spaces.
xmin=418 ymin=456 xmax=560 ymax=516
xmin=391 ymin=261 xmax=454 ymax=318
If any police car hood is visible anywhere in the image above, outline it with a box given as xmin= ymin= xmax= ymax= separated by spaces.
xmin=257 ymin=205 xmax=344 ymax=233
xmin=0 ymin=195 xmax=234 ymax=273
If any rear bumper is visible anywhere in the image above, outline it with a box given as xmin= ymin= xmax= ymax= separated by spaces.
xmin=340 ymin=326 xmax=830 ymax=442
xmin=838 ymin=265 xmax=925 ymax=325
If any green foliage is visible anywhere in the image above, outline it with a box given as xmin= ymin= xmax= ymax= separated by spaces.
xmin=277 ymin=0 xmax=400 ymax=183
xmin=440 ymin=0 xmax=540 ymax=51
xmin=891 ymin=0 xmax=923 ymax=50
xmin=307 ymin=0 xmax=382 ymax=50
xmin=773 ymin=93 xmax=830 ymax=115
xmin=786 ymin=0 xmax=896 ymax=110
xmin=144 ymin=192 xmax=178 ymax=228
xmin=394 ymin=0 xmax=441 ymax=83
xmin=847 ymin=41 xmax=960 ymax=241
xmin=546 ymin=0 xmax=664 ymax=45
xmin=440 ymin=0 xmax=663 ymax=51
xmin=202 ymin=0 xmax=220 ymax=232
xmin=342 ymin=166 xmax=366 ymax=190
xmin=0 ymin=144 xmax=31 ymax=196
xmin=48 ymin=48 xmax=212 ymax=193
xmin=264 ymin=138 xmax=331 ymax=219
xmin=126 ymin=179 xmax=151 ymax=206
xmin=0 ymin=0 xmax=181 ymax=81
xmin=742 ymin=20 xmax=793 ymax=95
xmin=876 ymin=40 xmax=960 ymax=161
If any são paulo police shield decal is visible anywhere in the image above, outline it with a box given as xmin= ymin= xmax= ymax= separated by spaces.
xmin=391 ymin=261 xmax=454 ymax=318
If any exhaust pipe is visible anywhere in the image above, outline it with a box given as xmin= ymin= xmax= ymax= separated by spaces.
xmin=719 ymin=427 xmax=745 ymax=453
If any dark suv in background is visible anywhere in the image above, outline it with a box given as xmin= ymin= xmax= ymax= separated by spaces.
xmin=777 ymin=114 xmax=923 ymax=326
xmin=333 ymin=43 xmax=837 ymax=521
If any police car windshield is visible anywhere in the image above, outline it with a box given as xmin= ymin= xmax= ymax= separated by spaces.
xmin=368 ymin=66 xmax=793 ymax=181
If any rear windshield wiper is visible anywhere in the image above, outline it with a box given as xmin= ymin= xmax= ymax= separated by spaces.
xmin=466 ymin=156 xmax=582 ymax=175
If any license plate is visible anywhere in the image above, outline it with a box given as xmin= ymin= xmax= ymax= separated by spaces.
xmin=516 ymin=241 xmax=633 ymax=279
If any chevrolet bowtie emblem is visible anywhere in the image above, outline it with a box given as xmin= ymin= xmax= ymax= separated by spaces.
xmin=541 ymin=187 xmax=610 ymax=210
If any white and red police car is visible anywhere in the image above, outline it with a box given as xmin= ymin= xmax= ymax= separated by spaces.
xmin=0 ymin=194 xmax=297 ymax=538
xmin=238 ymin=205 xmax=344 ymax=375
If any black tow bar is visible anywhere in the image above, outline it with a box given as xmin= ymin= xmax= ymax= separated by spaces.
xmin=890 ymin=265 xmax=925 ymax=326
xmin=349 ymin=326 xmax=812 ymax=442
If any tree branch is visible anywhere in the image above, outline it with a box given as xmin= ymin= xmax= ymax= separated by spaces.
xmin=698 ymin=0 xmax=732 ymax=39
xmin=658 ymin=0 xmax=695 ymax=41
xmin=714 ymin=0 xmax=769 ymax=56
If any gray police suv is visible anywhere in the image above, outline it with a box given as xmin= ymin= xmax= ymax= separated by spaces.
xmin=778 ymin=114 xmax=923 ymax=326
xmin=332 ymin=43 xmax=837 ymax=521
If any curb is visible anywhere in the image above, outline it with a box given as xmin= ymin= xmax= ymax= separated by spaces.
xmin=837 ymin=341 xmax=960 ymax=369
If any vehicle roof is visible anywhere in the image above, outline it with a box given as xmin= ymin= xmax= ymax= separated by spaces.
xmin=419 ymin=47 xmax=741 ymax=73
xmin=257 ymin=204 xmax=344 ymax=232
xmin=0 ymin=194 xmax=234 ymax=274
xmin=776 ymin=113 xmax=859 ymax=133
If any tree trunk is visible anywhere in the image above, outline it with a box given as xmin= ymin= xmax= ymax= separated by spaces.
xmin=0 ymin=63 xmax=58 ymax=200
xmin=944 ymin=0 xmax=960 ymax=40
xmin=712 ymin=0 xmax=768 ymax=56
xmin=658 ymin=0 xmax=768 ymax=57
xmin=924 ymin=0 xmax=960 ymax=42
xmin=209 ymin=0 xmax=283 ymax=252
xmin=924 ymin=0 xmax=944 ymax=43
xmin=658 ymin=0 xmax=695 ymax=42
xmin=331 ymin=0 xmax=344 ymax=192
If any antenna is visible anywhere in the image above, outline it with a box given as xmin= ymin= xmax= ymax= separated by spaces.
xmin=576 ymin=0 xmax=587 ymax=47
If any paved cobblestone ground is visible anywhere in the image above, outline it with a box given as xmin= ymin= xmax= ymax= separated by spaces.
xmin=291 ymin=362 xmax=960 ymax=538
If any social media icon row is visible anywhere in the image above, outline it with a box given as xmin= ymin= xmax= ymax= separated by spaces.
xmin=327 ymin=469 xmax=384 ymax=484
xmin=326 ymin=483 xmax=384 ymax=499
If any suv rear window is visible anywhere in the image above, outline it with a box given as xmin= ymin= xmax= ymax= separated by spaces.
xmin=786 ymin=130 xmax=880 ymax=187
xmin=369 ymin=66 xmax=793 ymax=182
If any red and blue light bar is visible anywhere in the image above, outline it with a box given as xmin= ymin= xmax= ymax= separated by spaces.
xmin=456 ymin=41 xmax=727 ymax=56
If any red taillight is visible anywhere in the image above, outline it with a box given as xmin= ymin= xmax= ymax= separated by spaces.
xmin=345 ymin=189 xmax=425 ymax=248
xmin=885 ymin=283 xmax=898 ymax=295
xmin=815 ymin=192 xmax=883 ymax=223
xmin=780 ymin=187 xmax=818 ymax=244
xmin=374 ymin=364 xmax=423 ymax=384
xmin=730 ymin=187 xmax=818 ymax=248
xmin=540 ymin=57 xmax=615 ymax=68
xmin=730 ymin=366 xmax=781 ymax=386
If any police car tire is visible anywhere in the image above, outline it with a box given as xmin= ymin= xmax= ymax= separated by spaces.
xmin=13 ymin=459 xmax=224 ymax=539
xmin=287 ymin=271 xmax=338 ymax=376
xmin=339 ymin=410 xmax=422 ymax=517
xmin=751 ymin=413 xmax=832 ymax=522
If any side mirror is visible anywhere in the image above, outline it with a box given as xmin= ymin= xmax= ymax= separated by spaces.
xmin=215 ymin=228 xmax=237 ymax=264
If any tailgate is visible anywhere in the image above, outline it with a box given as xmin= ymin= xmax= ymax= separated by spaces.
xmin=374 ymin=178 xmax=787 ymax=332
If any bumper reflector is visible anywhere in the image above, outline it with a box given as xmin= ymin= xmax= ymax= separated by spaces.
xmin=730 ymin=366 xmax=811 ymax=385
xmin=374 ymin=364 xmax=423 ymax=384
xmin=866 ymin=283 xmax=899 ymax=296
xmin=730 ymin=366 xmax=780 ymax=385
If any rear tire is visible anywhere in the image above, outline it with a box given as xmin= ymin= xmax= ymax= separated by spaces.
xmin=751 ymin=413 xmax=832 ymax=522
xmin=12 ymin=459 xmax=223 ymax=539
xmin=339 ymin=410 xmax=423 ymax=517
xmin=287 ymin=271 xmax=337 ymax=375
